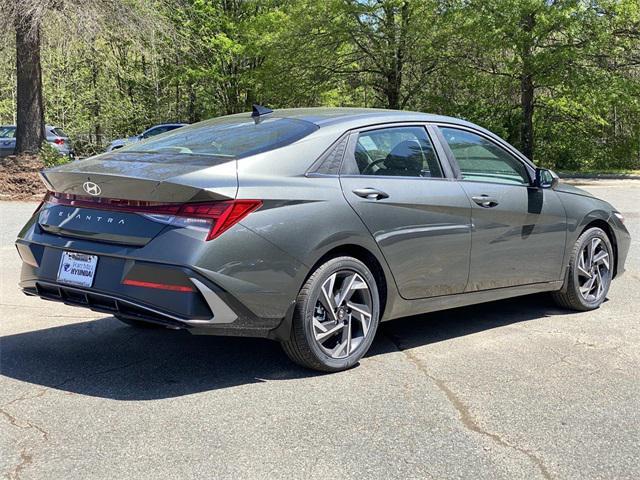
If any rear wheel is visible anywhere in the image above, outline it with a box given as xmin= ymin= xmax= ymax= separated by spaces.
xmin=282 ymin=256 xmax=380 ymax=372
xmin=552 ymin=227 xmax=613 ymax=311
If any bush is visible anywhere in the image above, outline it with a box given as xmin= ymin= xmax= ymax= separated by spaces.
xmin=39 ymin=142 xmax=71 ymax=167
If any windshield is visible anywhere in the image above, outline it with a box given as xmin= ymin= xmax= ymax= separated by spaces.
xmin=0 ymin=127 xmax=16 ymax=138
xmin=123 ymin=116 xmax=318 ymax=159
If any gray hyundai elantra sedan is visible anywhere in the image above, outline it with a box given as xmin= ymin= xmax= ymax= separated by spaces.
xmin=16 ymin=106 xmax=631 ymax=371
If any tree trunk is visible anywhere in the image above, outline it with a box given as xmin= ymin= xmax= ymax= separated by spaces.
xmin=188 ymin=83 xmax=198 ymax=123
xmin=520 ymin=73 xmax=534 ymax=160
xmin=519 ymin=12 xmax=535 ymax=160
xmin=382 ymin=2 xmax=408 ymax=110
xmin=14 ymin=9 xmax=45 ymax=155
xmin=91 ymin=58 xmax=102 ymax=143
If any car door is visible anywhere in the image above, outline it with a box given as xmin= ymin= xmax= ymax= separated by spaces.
xmin=436 ymin=125 xmax=567 ymax=291
xmin=339 ymin=124 xmax=472 ymax=299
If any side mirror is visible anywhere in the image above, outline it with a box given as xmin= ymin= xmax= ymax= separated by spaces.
xmin=535 ymin=168 xmax=558 ymax=189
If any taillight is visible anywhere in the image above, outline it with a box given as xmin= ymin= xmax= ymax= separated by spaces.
xmin=43 ymin=192 xmax=261 ymax=241
xmin=53 ymin=138 xmax=65 ymax=145
xmin=149 ymin=200 xmax=262 ymax=240
xmin=200 ymin=200 xmax=262 ymax=240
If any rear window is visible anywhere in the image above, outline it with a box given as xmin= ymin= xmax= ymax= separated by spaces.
xmin=52 ymin=128 xmax=68 ymax=137
xmin=123 ymin=116 xmax=318 ymax=159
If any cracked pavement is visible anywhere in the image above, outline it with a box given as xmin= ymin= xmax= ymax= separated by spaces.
xmin=1 ymin=179 xmax=639 ymax=479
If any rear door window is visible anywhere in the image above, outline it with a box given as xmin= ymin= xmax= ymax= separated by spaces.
xmin=352 ymin=126 xmax=443 ymax=178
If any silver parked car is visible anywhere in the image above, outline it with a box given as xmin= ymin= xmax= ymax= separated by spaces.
xmin=16 ymin=107 xmax=631 ymax=372
xmin=105 ymin=123 xmax=187 ymax=152
xmin=0 ymin=125 xmax=75 ymax=158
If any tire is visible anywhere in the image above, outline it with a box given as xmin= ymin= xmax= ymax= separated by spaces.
xmin=552 ymin=227 xmax=613 ymax=311
xmin=281 ymin=256 xmax=380 ymax=372
xmin=114 ymin=315 xmax=162 ymax=329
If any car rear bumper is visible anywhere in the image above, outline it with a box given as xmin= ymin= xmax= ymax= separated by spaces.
xmin=16 ymin=240 xmax=284 ymax=338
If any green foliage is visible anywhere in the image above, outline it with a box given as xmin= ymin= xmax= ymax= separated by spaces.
xmin=1 ymin=0 xmax=639 ymax=170
xmin=39 ymin=142 xmax=71 ymax=167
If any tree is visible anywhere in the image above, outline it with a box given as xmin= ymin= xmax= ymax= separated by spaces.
xmin=271 ymin=0 xmax=445 ymax=110
xmin=1 ymin=0 xmax=638 ymax=170
xmin=1 ymin=0 xmax=170 ymax=156
xmin=452 ymin=0 xmax=640 ymax=163
xmin=6 ymin=2 xmax=45 ymax=153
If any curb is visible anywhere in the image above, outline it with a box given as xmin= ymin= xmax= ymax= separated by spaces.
xmin=558 ymin=173 xmax=640 ymax=180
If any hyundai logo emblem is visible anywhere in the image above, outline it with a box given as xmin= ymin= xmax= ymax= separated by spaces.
xmin=82 ymin=181 xmax=101 ymax=196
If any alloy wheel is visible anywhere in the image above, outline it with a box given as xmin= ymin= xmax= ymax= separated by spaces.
xmin=312 ymin=270 xmax=373 ymax=359
xmin=577 ymin=237 xmax=610 ymax=302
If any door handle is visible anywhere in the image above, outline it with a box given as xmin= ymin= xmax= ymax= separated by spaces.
xmin=471 ymin=195 xmax=499 ymax=208
xmin=352 ymin=188 xmax=389 ymax=200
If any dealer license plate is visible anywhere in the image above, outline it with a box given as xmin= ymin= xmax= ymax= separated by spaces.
xmin=57 ymin=251 xmax=98 ymax=288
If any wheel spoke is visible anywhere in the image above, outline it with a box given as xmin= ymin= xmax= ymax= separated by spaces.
xmin=320 ymin=274 xmax=338 ymax=320
xmin=347 ymin=301 xmax=371 ymax=336
xmin=345 ymin=318 xmax=352 ymax=356
xmin=580 ymin=275 xmax=596 ymax=296
xmin=596 ymin=268 xmax=604 ymax=297
xmin=330 ymin=337 xmax=349 ymax=357
xmin=577 ymin=252 xmax=591 ymax=278
xmin=347 ymin=301 xmax=371 ymax=318
xmin=593 ymin=250 xmax=609 ymax=269
xmin=313 ymin=317 xmax=330 ymax=333
xmin=336 ymin=273 xmax=368 ymax=307
xmin=588 ymin=238 xmax=600 ymax=268
xmin=315 ymin=322 xmax=344 ymax=343
xmin=335 ymin=273 xmax=357 ymax=307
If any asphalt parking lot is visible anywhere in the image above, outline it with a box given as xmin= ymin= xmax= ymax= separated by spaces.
xmin=1 ymin=179 xmax=638 ymax=480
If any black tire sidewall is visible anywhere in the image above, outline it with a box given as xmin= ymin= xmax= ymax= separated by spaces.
xmin=300 ymin=257 xmax=380 ymax=371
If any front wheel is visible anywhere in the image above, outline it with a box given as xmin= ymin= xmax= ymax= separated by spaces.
xmin=552 ymin=227 xmax=613 ymax=311
xmin=281 ymin=256 xmax=380 ymax=372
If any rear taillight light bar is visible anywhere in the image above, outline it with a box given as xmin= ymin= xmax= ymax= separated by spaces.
xmin=42 ymin=191 xmax=262 ymax=241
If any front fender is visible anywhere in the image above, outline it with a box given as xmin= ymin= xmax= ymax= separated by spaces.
xmin=557 ymin=190 xmax=628 ymax=278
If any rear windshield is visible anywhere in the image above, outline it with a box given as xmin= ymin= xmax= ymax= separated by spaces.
xmin=123 ymin=116 xmax=319 ymax=159
xmin=51 ymin=128 xmax=68 ymax=137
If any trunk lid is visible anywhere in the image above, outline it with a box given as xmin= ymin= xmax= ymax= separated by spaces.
xmin=37 ymin=151 xmax=238 ymax=245
xmin=41 ymin=151 xmax=237 ymax=202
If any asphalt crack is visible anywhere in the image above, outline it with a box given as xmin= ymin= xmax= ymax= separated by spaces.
xmin=384 ymin=332 xmax=553 ymax=480
xmin=5 ymin=449 xmax=33 ymax=480
xmin=0 ymin=408 xmax=50 ymax=442
xmin=1 ymin=397 xmax=49 ymax=480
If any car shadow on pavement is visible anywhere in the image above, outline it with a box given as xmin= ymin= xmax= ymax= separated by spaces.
xmin=1 ymin=294 xmax=574 ymax=400
xmin=371 ymin=293 xmax=578 ymax=356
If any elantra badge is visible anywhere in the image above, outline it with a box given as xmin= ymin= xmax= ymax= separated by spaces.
xmin=83 ymin=181 xmax=101 ymax=196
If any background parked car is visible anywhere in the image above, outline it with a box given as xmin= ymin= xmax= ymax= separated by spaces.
xmin=0 ymin=125 xmax=75 ymax=158
xmin=105 ymin=123 xmax=187 ymax=152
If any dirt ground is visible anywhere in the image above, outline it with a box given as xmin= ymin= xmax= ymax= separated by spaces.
xmin=0 ymin=155 xmax=47 ymax=201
